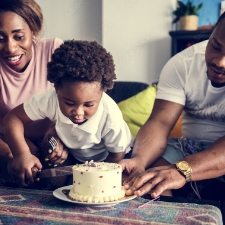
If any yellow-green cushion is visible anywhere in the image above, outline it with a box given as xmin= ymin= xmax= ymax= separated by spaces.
xmin=118 ymin=84 xmax=157 ymax=137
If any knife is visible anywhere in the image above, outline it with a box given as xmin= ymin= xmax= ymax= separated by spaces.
xmin=36 ymin=165 xmax=73 ymax=178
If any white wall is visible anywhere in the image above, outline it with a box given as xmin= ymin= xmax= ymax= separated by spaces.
xmin=103 ymin=0 xmax=175 ymax=84
xmin=36 ymin=0 xmax=102 ymax=42
xmin=36 ymin=0 xmax=176 ymax=84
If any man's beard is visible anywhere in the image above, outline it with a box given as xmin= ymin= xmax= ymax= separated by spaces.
xmin=207 ymin=70 xmax=225 ymax=87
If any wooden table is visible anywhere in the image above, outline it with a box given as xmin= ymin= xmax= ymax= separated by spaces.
xmin=0 ymin=186 xmax=222 ymax=225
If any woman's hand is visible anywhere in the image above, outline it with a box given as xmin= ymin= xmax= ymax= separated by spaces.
xmin=124 ymin=165 xmax=186 ymax=198
xmin=8 ymin=153 xmax=42 ymax=186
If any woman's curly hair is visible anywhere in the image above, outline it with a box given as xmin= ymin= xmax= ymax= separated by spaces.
xmin=47 ymin=40 xmax=116 ymax=90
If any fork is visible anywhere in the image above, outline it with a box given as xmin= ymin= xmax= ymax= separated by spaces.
xmin=49 ymin=136 xmax=58 ymax=152
xmin=46 ymin=137 xmax=58 ymax=167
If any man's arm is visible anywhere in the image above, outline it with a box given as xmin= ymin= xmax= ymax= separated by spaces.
xmin=133 ymin=99 xmax=184 ymax=167
xmin=185 ymin=137 xmax=225 ymax=181
xmin=125 ymin=140 xmax=225 ymax=198
xmin=120 ymin=99 xmax=184 ymax=181
xmin=122 ymin=100 xmax=225 ymax=197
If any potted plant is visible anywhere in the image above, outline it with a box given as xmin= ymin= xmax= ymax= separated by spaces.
xmin=173 ymin=0 xmax=203 ymax=30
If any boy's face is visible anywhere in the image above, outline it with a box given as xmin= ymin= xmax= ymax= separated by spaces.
xmin=56 ymin=81 xmax=103 ymax=125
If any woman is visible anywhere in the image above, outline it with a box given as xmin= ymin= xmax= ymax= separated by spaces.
xmin=0 ymin=0 xmax=63 ymax=186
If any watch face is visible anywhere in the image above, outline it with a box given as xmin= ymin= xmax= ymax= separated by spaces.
xmin=178 ymin=161 xmax=189 ymax=170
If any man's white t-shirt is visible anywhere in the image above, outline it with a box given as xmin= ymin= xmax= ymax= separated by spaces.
xmin=156 ymin=40 xmax=225 ymax=142
xmin=24 ymin=88 xmax=133 ymax=162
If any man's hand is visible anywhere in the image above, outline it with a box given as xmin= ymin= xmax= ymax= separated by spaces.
xmin=119 ymin=158 xmax=146 ymax=185
xmin=124 ymin=165 xmax=186 ymax=198
xmin=8 ymin=153 xmax=42 ymax=186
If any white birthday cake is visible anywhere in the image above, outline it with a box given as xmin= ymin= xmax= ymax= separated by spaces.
xmin=69 ymin=161 xmax=125 ymax=203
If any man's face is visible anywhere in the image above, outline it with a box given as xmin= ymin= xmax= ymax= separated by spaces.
xmin=205 ymin=20 xmax=225 ymax=85
xmin=56 ymin=81 xmax=103 ymax=125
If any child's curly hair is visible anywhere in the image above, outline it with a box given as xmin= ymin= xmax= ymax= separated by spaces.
xmin=47 ymin=40 xmax=116 ymax=90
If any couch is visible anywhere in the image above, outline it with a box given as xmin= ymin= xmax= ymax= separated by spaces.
xmin=106 ymin=81 xmax=149 ymax=103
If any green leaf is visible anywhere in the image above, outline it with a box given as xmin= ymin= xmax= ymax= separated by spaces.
xmin=172 ymin=0 xmax=203 ymax=23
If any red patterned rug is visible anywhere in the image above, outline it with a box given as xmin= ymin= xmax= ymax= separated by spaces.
xmin=0 ymin=187 xmax=222 ymax=225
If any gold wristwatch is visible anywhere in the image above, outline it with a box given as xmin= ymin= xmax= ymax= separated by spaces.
xmin=175 ymin=161 xmax=192 ymax=183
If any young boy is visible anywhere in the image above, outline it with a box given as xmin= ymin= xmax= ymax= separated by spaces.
xmin=3 ymin=40 xmax=133 ymax=187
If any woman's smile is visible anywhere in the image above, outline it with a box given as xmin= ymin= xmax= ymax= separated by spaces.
xmin=4 ymin=54 xmax=23 ymax=67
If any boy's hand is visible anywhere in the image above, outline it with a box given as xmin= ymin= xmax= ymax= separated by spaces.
xmin=46 ymin=137 xmax=69 ymax=166
xmin=8 ymin=153 xmax=42 ymax=186
xmin=42 ymin=125 xmax=69 ymax=167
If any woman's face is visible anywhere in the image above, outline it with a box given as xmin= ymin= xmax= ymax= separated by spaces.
xmin=0 ymin=11 xmax=34 ymax=72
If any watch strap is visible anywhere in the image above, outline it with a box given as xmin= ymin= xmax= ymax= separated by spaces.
xmin=175 ymin=161 xmax=192 ymax=183
xmin=183 ymin=169 xmax=192 ymax=182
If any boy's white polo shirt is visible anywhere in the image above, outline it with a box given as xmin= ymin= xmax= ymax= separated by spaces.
xmin=24 ymin=88 xmax=133 ymax=162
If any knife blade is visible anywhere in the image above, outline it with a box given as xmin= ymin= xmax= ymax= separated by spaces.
xmin=36 ymin=165 xmax=73 ymax=178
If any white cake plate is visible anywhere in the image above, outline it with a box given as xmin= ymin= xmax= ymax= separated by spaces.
xmin=53 ymin=185 xmax=137 ymax=207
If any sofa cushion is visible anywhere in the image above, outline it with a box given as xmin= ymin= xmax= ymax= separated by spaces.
xmin=118 ymin=84 xmax=157 ymax=137
xmin=106 ymin=81 xmax=149 ymax=103
xmin=169 ymin=115 xmax=182 ymax=138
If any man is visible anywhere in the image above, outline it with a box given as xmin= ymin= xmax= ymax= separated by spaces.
xmin=119 ymin=12 xmax=225 ymax=200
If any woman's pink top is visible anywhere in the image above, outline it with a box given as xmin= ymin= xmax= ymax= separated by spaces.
xmin=0 ymin=37 xmax=63 ymax=133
